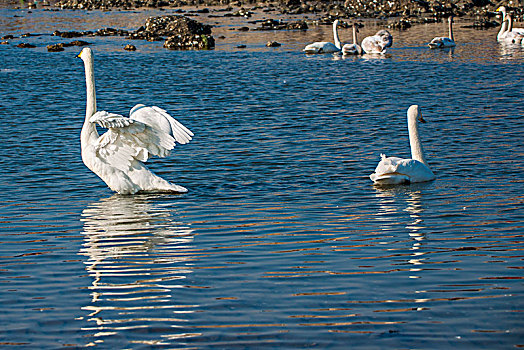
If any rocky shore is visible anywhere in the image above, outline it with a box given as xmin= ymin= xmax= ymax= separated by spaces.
xmin=44 ymin=0 xmax=523 ymax=22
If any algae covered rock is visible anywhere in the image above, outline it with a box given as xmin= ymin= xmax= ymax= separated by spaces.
xmin=129 ymin=15 xmax=214 ymax=49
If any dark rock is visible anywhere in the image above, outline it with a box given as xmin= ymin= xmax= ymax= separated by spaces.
xmin=68 ymin=40 xmax=90 ymax=46
xmin=164 ymin=33 xmax=214 ymax=49
xmin=47 ymin=43 xmax=64 ymax=51
xmin=2 ymin=35 xmax=15 ymax=39
xmin=255 ymin=18 xmax=308 ymax=31
xmin=237 ymin=44 xmax=246 ymax=48
xmin=266 ymin=41 xmax=281 ymax=47
xmin=388 ymin=18 xmax=412 ymax=30
xmin=95 ymin=28 xmax=130 ymax=36
xmin=124 ymin=44 xmax=137 ymax=50
xmin=238 ymin=26 xmax=250 ymax=31
xmin=16 ymin=43 xmax=36 ymax=48
xmin=129 ymin=15 xmax=214 ymax=50
xmin=53 ymin=30 xmax=91 ymax=38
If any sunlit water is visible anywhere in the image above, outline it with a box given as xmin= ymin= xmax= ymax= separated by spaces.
xmin=1 ymin=7 xmax=523 ymax=349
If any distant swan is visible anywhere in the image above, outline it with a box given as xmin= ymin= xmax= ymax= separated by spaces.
xmin=361 ymin=29 xmax=393 ymax=54
xmin=303 ymin=20 xmax=342 ymax=54
xmin=498 ymin=13 xmax=524 ymax=44
xmin=497 ymin=6 xmax=524 ymax=40
xmin=370 ymin=105 xmax=435 ymax=185
xmin=78 ymin=48 xmax=193 ymax=194
xmin=428 ymin=16 xmax=456 ymax=49
xmin=342 ymin=23 xmax=363 ymax=55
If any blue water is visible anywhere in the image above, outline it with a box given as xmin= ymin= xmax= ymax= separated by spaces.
xmin=0 ymin=8 xmax=523 ymax=349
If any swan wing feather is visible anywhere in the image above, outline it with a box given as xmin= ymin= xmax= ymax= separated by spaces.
xmin=91 ymin=111 xmax=176 ymax=171
xmin=130 ymin=104 xmax=193 ymax=145
xmin=361 ymin=36 xmax=386 ymax=54
xmin=370 ymin=154 xmax=435 ymax=183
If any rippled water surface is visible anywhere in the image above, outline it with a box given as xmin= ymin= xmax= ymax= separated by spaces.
xmin=1 ymin=8 xmax=523 ymax=349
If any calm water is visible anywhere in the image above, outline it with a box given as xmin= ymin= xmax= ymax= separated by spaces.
xmin=1 ymin=7 xmax=523 ymax=349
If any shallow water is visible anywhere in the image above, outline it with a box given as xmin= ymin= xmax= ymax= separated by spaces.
xmin=1 ymin=7 xmax=523 ymax=349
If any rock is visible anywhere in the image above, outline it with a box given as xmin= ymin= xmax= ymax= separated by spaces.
xmin=256 ymin=19 xmax=308 ymax=30
xmin=2 ymin=35 xmax=15 ymax=39
xmin=16 ymin=43 xmax=36 ymax=48
xmin=130 ymin=15 xmax=214 ymax=50
xmin=237 ymin=44 xmax=246 ymax=48
xmin=266 ymin=41 xmax=281 ymax=47
xmin=238 ymin=26 xmax=250 ymax=31
xmin=53 ymin=30 xmax=91 ymax=38
xmin=68 ymin=40 xmax=90 ymax=46
xmin=124 ymin=44 xmax=137 ymax=50
xmin=1 ymin=41 xmax=9 ymax=45
xmin=47 ymin=43 xmax=64 ymax=52
xmin=388 ymin=18 xmax=412 ymax=30
xmin=164 ymin=33 xmax=214 ymax=50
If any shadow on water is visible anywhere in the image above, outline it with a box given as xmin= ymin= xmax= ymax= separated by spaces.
xmin=79 ymin=194 xmax=198 ymax=346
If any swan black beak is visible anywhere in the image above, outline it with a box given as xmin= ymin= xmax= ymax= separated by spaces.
xmin=418 ymin=116 xmax=426 ymax=123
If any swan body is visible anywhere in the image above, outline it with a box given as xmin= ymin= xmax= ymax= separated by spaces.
xmin=497 ymin=6 xmax=524 ymax=41
xmin=361 ymin=29 xmax=393 ymax=54
xmin=370 ymin=105 xmax=435 ymax=185
xmin=342 ymin=24 xmax=362 ymax=55
xmin=304 ymin=20 xmax=342 ymax=54
xmin=428 ymin=16 xmax=456 ymax=48
xmin=78 ymin=48 xmax=193 ymax=194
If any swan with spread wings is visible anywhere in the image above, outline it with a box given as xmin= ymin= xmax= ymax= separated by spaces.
xmin=77 ymin=48 xmax=193 ymax=194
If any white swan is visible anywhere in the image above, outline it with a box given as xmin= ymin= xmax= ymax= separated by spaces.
xmin=497 ymin=6 xmax=524 ymax=40
xmin=303 ymin=20 xmax=342 ymax=54
xmin=370 ymin=105 xmax=435 ymax=185
xmin=498 ymin=14 xmax=524 ymax=44
xmin=78 ymin=48 xmax=193 ymax=194
xmin=428 ymin=16 xmax=456 ymax=49
xmin=342 ymin=23 xmax=363 ymax=55
xmin=361 ymin=29 xmax=393 ymax=54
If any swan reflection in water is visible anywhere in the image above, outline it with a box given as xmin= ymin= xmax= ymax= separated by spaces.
xmin=79 ymin=194 xmax=197 ymax=347
xmin=374 ymin=186 xmax=429 ymax=275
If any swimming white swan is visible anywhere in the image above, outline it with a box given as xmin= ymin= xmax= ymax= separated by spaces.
xmin=303 ymin=20 xmax=342 ymax=54
xmin=497 ymin=6 xmax=524 ymax=40
xmin=428 ymin=16 xmax=456 ymax=48
xmin=370 ymin=105 xmax=435 ymax=185
xmin=78 ymin=48 xmax=193 ymax=194
xmin=342 ymin=23 xmax=363 ymax=55
xmin=361 ymin=29 xmax=393 ymax=54
xmin=498 ymin=14 xmax=524 ymax=44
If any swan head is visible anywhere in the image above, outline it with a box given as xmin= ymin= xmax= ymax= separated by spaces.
xmin=408 ymin=105 xmax=425 ymax=123
xmin=77 ymin=47 xmax=92 ymax=62
xmin=496 ymin=6 xmax=506 ymax=13
xmin=376 ymin=29 xmax=393 ymax=47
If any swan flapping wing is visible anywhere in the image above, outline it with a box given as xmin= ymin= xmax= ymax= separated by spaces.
xmin=90 ymin=111 xmax=177 ymax=171
xmin=129 ymin=104 xmax=193 ymax=145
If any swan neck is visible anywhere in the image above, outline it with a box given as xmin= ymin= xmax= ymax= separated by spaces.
xmin=408 ymin=111 xmax=428 ymax=166
xmin=81 ymin=52 xmax=98 ymax=143
xmin=498 ymin=18 xmax=508 ymax=38
xmin=449 ymin=19 xmax=454 ymax=41
xmin=333 ymin=21 xmax=341 ymax=49
xmin=352 ymin=25 xmax=357 ymax=44
xmin=508 ymin=15 xmax=513 ymax=31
